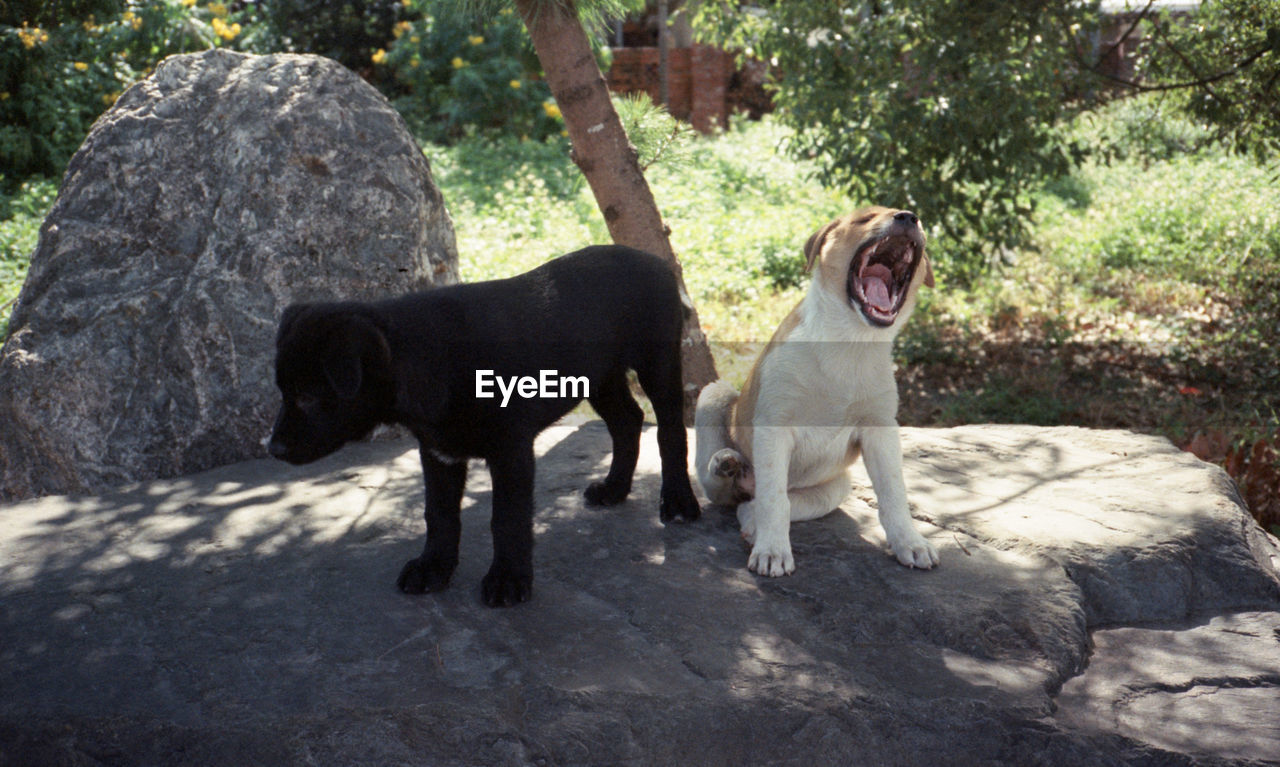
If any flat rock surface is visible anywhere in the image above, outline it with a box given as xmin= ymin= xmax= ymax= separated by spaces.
xmin=2 ymin=424 xmax=1278 ymax=765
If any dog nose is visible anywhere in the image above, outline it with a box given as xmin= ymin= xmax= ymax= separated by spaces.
xmin=894 ymin=211 xmax=919 ymax=226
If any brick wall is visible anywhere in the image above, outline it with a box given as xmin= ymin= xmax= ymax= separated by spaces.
xmin=607 ymin=44 xmax=740 ymax=133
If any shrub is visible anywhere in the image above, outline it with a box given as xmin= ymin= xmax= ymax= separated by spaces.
xmin=1037 ymin=151 xmax=1280 ymax=286
xmin=0 ymin=1 xmax=267 ymax=192
xmin=257 ymin=0 xmax=400 ymax=74
xmin=376 ymin=5 xmax=563 ymax=143
xmin=1076 ymin=95 xmax=1216 ymax=164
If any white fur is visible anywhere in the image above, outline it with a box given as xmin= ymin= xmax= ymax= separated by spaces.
xmin=695 ymin=213 xmax=939 ymax=576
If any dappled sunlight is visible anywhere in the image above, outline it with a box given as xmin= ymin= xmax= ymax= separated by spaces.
xmin=1055 ymin=611 xmax=1280 ymax=761
xmin=874 ymin=426 xmax=1216 ymax=546
xmin=2 ymin=420 xmax=1275 ymax=762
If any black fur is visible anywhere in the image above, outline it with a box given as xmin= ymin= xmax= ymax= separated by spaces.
xmin=267 ymin=245 xmax=701 ymax=607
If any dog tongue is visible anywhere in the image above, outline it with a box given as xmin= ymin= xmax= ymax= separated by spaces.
xmin=862 ymin=264 xmax=893 ymax=311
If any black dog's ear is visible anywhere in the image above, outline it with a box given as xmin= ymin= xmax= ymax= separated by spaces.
xmin=324 ymin=315 xmax=392 ymax=400
xmin=323 ymin=352 xmax=363 ymax=400
xmin=803 ymin=220 xmax=839 ymax=273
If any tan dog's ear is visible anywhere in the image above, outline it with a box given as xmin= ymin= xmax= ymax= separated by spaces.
xmin=923 ymin=255 xmax=935 ymax=288
xmin=803 ymin=220 xmax=839 ymax=273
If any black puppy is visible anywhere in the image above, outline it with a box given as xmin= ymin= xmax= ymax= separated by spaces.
xmin=267 ymin=245 xmax=701 ymax=607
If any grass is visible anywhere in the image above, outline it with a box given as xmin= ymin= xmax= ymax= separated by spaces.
xmin=2 ymin=104 xmax=1276 ymax=531
xmin=901 ymin=144 xmax=1280 ymax=435
xmin=0 ymin=178 xmax=56 ymax=337
xmin=430 ymin=116 xmax=846 ymax=348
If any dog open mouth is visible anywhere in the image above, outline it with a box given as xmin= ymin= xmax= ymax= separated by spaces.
xmin=847 ymin=235 xmax=923 ymax=327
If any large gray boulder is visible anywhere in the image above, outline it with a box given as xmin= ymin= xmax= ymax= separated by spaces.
xmin=0 ymin=49 xmax=457 ymax=501
xmin=1 ymin=424 xmax=1277 ymax=764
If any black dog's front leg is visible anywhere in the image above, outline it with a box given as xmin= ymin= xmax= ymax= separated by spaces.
xmin=397 ymin=450 xmax=468 ymax=594
xmin=481 ymin=441 xmax=536 ymax=607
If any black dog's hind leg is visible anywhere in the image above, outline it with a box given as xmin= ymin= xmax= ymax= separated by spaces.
xmin=397 ymin=451 xmax=468 ymax=594
xmin=636 ymin=345 xmax=701 ymax=523
xmin=482 ymin=441 xmax=537 ymax=607
xmin=584 ymin=370 xmax=644 ymax=506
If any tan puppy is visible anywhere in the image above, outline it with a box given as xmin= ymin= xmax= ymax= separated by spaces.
xmin=695 ymin=206 xmax=939 ymax=576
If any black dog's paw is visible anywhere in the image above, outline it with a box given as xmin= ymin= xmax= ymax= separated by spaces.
xmin=660 ymin=484 xmax=702 ymax=523
xmin=584 ymin=480 xmax=629 ymax=507
xmin=396 ymin=556 xmax=455 ymax=594
xmin=480 ymin=565 xmax=532 ymax=608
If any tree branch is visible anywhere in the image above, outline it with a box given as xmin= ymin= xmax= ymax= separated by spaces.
xmin=1091 ymin=38 xmax=1274 ymax=96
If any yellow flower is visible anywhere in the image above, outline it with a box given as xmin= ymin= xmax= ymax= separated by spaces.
xmin=0 ymin=92 xmax=9 ymax=100
xmin=18 ymin=23 xmax=48 ymax=49
xmin=393 ymin=21 xmax=411 ymax=39
xmin=208 ymin=2 xmax=228 ymax=17
xmin=74 ymin=62 xmax=89 ymax=71
xmin=401 ymin=0 xmax=411 ymax=6
xmin=509 ymin=79 xmax=521 ymax=89
xmin=410 ymin=57 xmax=420 ymax=67
xmin=103 ymin=91 xmax=121 ymax=105
xmin=542 ymin=100 xmax=562 ymax=119
xmin=468 ymin=35 xmax=484 ymax=45
xmin=371 ymin=48 xmax=387 ymax=65
xmin=182 ymin=0 xmax=196 ymax=5
xmin=451 ymin=57 xmax=465 ymax=69
xmin=211 ymin=16 xmax=239 ymax=40
xmin=410 ymin=36 xmax=420 ymax=43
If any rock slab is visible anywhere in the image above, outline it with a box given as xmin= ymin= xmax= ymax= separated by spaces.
xmin=0 ymin=425 xmax=1278 ymax=765
xmin=0 ymin=49 xmax=458 ymax=502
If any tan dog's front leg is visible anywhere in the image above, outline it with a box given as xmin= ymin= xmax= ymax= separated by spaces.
xmin=743 ymin=428 xmax=795 ymax=577
xmin=860 ymin=425 xmax=939 ymax=569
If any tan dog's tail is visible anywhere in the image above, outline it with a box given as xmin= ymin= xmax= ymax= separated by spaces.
xmin=694 ymin=381 xmax=753 ymax=505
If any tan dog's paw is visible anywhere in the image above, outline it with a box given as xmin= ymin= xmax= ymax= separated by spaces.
xmin=712 ymin=448 xmax=755 ymax=500
xmin=888 ymin=531 xmax=939 ymax=570
xmin=747 ymin=534 xmax=795 ymax=577
xmin=710 ymin=448 xmax=744 ymax=478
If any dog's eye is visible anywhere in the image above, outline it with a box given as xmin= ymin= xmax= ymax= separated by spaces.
xmin=295 ymin=393 xmax=321 ymax=410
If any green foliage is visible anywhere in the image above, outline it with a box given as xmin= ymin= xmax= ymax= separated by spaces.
xmin=0 ymin=176 xmax=56 ymax=338
xmin=0 ymin=1 xmax=268 ymax=192
xmin=693 ymin=1 xmax=1280 ymax=281
xmin=429 ymin=116 xmax=845 ymax=343
xmin=377 ymin=5 xmax=563 ymax=143
xmin=1036 ymin=150 xmax=1280 ymax=287
xmin=1134 ymin=0 xmax=1280 ymax=162
xmin=613 ymin=92 xmax=695 ymax=171
xmin=1075 ymin=94 xmax=1216 ymax=163
xmin=694 ymin=1 xmax=1099 ymax=281
xmin=256 ymin=0 xmax=400 ymax=73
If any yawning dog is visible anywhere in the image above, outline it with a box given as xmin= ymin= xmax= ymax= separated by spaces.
xmin=694 ymin=206 xmax=939 ymax=576
xmin=268 ymin=245 xmax=701 ymax=606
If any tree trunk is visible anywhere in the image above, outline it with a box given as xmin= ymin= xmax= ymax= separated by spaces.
xmin=514 ymin=0 xmax=718 ymax=422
